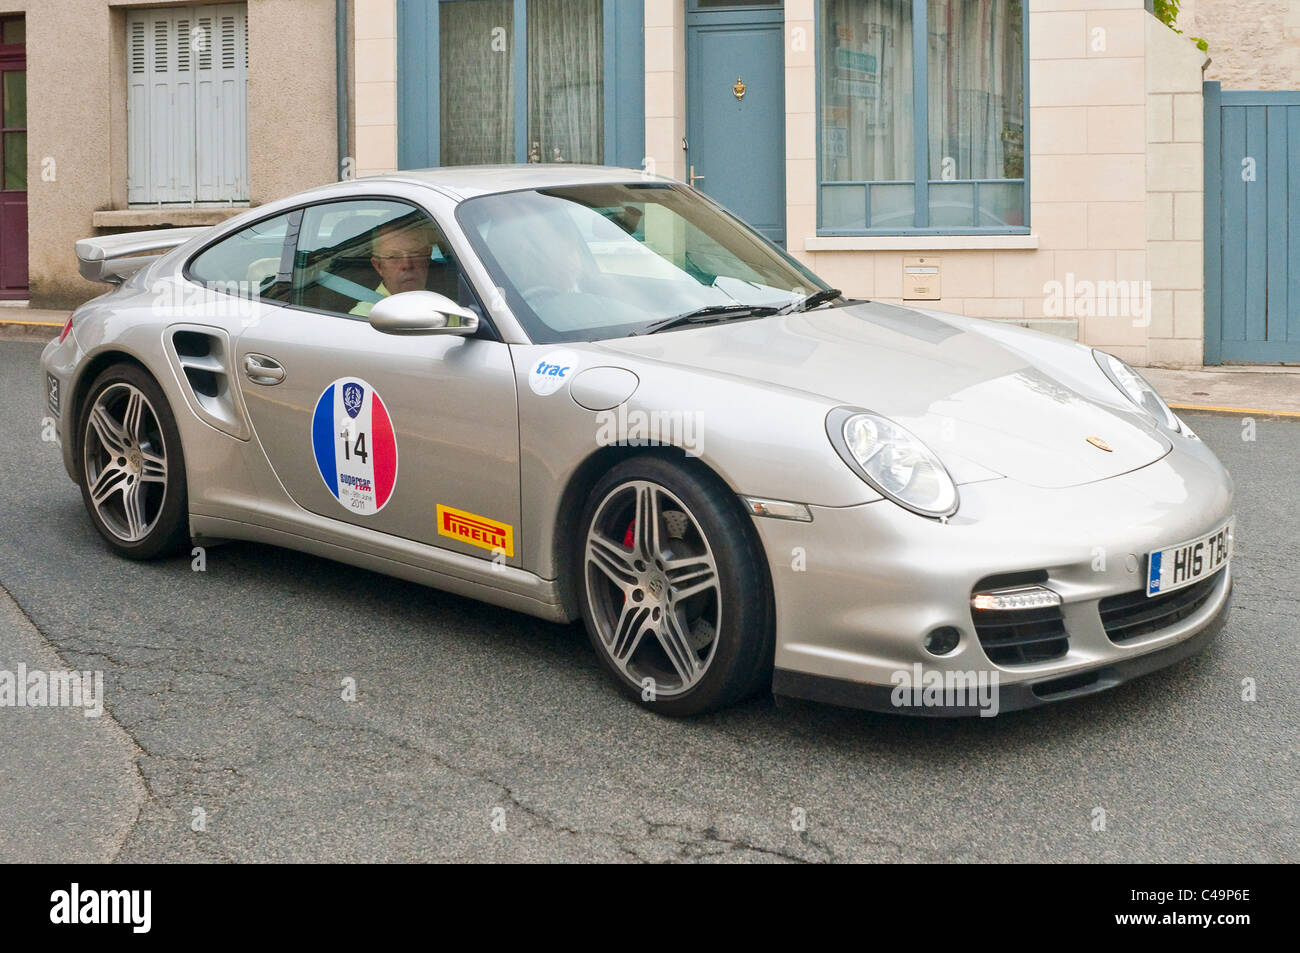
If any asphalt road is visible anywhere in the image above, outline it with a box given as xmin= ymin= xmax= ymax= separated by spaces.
xmin=1 ymin=338 xmax=1295 ymax=862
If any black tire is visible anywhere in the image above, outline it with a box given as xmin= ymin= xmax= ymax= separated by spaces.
xmin=77 ymin=362 xmax=190 ymax=560
xmin=576 ymin=455 xmax=775 ymax=716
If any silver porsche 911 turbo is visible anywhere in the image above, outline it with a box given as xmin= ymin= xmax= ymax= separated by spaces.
xmin=41 ymin=165 xmax=1233 ymax=716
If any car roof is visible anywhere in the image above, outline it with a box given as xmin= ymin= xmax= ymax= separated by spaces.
xmin=365 ymin=164 xmax=670 ymax=200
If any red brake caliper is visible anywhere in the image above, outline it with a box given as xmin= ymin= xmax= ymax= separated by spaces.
xmin=621 ymin=521 xmax=636 ymax=602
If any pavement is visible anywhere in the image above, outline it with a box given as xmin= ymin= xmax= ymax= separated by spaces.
xmin=1143 ymin=366 xmax=1300 ymax=417
xmin=0 ymin=337 xmax=1296 ymax=863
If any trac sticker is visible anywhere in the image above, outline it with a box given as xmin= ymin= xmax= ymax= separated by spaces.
xmin=311 ymin=377 xmax=398 ymax=515
xmin=528 ymin=350 xmax=580 ymax=396
xmin=437 ymin=504 xmax=514 ymax=557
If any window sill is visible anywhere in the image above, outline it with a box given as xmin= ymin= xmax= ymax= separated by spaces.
xmin=805 ymin=234 xmax=1040 ymax=252
xmin=94 ymin=207 xmax=251 ymax=228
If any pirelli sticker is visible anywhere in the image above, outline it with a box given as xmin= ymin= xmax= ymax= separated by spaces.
xmin=437 ymin=504 xmax=514 ymax=558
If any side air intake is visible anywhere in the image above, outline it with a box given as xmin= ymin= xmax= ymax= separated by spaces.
xmin=165 ymin=326 xmax=249 ymax=440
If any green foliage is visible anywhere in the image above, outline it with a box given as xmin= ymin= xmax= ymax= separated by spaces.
xmin=1153 ymin=0 xmax=1209 ymax=53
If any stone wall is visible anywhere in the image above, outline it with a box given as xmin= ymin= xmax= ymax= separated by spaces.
xmin=1145 ymin=12 xmax=1211 ymax=366
xmin=1178 ymin=0 xmax=1300 ymax=90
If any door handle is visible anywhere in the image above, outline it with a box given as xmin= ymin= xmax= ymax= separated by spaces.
xmin=243 ymin=353 xmax=285 ymax=385
xmin=689 ymin=164 xmax=705 ymax=189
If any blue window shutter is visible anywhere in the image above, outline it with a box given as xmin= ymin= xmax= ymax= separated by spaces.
xmin=607 ymin=0 xmax=645 ymax=171
xmin=396 ymin=0 xmax=438 ymax=169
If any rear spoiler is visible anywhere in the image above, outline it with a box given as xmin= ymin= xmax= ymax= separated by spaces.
xmin=75 ymin=226 xmax=209 ymax=284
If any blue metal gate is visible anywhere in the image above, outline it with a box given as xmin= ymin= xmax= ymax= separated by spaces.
xmin=1204 ymin=82 xmax=1300 ymax=363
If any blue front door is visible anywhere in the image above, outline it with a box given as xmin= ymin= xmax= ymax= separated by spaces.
xmin=686 ymin=2 xmax=786 ymax=243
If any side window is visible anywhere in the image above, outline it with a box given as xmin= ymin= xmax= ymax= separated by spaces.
xmin=291 ymin=199 xmax=474 ymax=319
xmin=188 ymin=213 xmax=295 ymax=301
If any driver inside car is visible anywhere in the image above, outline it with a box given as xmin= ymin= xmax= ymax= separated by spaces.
xmin=349 ymin=221 xmax=462 ymax=325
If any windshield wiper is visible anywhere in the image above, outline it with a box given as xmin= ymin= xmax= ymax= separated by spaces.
xmin=777 ymin=288 xmax=843 ymax=315
xmin=632 ymin=304 xmax=780 ymax=336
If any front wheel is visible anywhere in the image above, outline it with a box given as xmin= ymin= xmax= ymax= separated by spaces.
xmin=577 ymin=456 xmax=775 ymax=716
xmin=78 ymin=363 xmax=190 ymax=560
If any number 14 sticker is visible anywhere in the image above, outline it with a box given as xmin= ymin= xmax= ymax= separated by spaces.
xmin=311 ymin=377 xmax=399 ymax=515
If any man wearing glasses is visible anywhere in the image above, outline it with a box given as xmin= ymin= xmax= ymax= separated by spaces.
xmin=349 ymin=220 xmax=462 ymax=325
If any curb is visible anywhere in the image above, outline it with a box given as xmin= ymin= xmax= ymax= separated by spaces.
xmin=0 ymin=320 xmax=64 ymax=343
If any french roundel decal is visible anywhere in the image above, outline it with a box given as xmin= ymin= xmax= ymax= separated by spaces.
xmin=311 ymin=377 xmax=398 ymax=515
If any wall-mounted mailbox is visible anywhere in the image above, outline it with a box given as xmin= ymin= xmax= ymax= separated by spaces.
xmin=903 ymin=257 xmax=941 ymax=300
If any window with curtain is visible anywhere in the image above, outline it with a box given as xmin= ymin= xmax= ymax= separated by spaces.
xmin=438 ymin=0 xmax=605 ymax=167
xmin=818 ymin=0 xmax=1026 ymax=232
xmin=440 ymin=0 xmax=514 ymax=165
xmin=528 ymin=0 xmax=603 ymax=163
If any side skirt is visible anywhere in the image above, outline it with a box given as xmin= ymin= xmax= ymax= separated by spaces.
xmin=189 ymin=513 xmax=573 ymax=623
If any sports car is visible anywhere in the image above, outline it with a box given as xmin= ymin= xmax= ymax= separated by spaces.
xmin=41 ymin=165 xmax=1234 ymax=716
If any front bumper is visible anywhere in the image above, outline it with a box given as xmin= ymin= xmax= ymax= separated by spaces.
xmin=773 ymin=574 xmax=1231 ymax=715
xmin=754 ymin=437 xmax=1235 ymax=716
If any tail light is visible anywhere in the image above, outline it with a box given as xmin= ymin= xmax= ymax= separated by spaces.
xmin=58 ymin=316 xmax=73 ymax=343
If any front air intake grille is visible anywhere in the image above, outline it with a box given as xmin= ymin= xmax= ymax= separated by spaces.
xmin=971 ymin=603 xmax=1069 ymax=666
xmin=1099 ymin=569 xmax=1223 ymax=644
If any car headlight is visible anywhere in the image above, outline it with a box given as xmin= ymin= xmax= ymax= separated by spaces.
xmin=826 ymin=409 xmax=958 ymax=518
xmin=1092 ymin=350 xmax=1182 ymax=432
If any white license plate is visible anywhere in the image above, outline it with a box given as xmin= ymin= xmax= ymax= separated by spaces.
xmin=1147 ymin=520 xmax=1233 ymax=597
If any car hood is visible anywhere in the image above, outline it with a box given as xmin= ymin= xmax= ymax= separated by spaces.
xmin=593 ymin=301 xmax=1172 ymax=489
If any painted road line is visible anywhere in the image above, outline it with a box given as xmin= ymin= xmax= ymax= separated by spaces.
xmin=1171 ymin=402 xmax=1300 ymax=419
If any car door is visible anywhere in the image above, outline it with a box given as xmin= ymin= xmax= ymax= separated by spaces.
xmin=231 ymin=197 xmax=522 ymax=565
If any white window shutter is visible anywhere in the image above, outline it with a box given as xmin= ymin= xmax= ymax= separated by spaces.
xmin=196 ymin=4 xmax=249 ymax=202
xmin=172 ymin=12 xmax=197 ymax=203
xmin=129 ymin=4 xmax=248 ymax=205
xmin=148 ymin=11 xmax=179 ymax=202
xmin=126 ymin=14 xmax=150 ymax=203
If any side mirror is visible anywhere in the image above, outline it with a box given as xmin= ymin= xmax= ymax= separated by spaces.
xmin=368 ymin=290 xmax=480 ymax=336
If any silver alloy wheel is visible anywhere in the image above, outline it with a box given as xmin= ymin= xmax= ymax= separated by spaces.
xmin=83 ymin=382 xmax=168 ymax=543
xmin=584 ymin=480 xmax=722 ymax=696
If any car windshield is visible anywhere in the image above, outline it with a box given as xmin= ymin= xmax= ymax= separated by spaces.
xmin=455 ymin=182 xmax=831 ymax=343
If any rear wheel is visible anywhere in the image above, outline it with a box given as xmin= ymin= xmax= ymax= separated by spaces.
xmin=78 ymin=363 xmax=189 ymax=559
xmin=577 ymin=456 xmax=774 ymax=716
